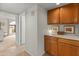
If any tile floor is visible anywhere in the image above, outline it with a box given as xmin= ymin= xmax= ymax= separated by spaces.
xmin=0 ymin=34 xmax=50 ymax=56
xmin=0 ymin=35 xmax=30 ymax=56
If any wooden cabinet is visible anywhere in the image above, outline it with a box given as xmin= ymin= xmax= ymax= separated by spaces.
xmin=48 ymin=3 xmax=79 ymax=24
xmin=60 ymin=4 xmax=78 ymax=24
xmin=76 ymin=4 xmax=79 ymax=24
xmin=50 ymin=37 xmax=58 ymax=55
xmin=48 ymin=8 xmax=60 ymax=24
xmin=44 ymin=35 xmax=58 ymax=55
xmin=44 ymin=35 xmax=79 ymax=56
xmin=76 ymin=47 xmax=79 ymax=55
xmin=58 ymin=38 xmax=79 ymax=56
xmin=58 ymin=39 xmax=77 ymax=56
xmin=44 ymin=36 xmax=51 ymax=54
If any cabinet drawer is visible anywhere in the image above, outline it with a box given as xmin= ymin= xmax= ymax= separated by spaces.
xmin=45 ymin=35 xmax=58 ymax=41
xmin=58 ymin=38 xmax=79 ymax=47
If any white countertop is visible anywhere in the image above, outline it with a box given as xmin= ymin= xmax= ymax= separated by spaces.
xmin=45 ymin=34 xmax=79 ymax=41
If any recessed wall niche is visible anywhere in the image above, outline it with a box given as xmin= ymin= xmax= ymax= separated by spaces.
xmin=47 ymin=24 xmax=79 ymax=35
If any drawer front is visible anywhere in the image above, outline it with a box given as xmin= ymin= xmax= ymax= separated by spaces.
xmin=58 ymin=38 xmax=79 ymax=47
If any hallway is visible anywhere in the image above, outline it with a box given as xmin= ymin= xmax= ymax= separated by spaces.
xmin=0 ymin=35 xmax=30 ymax=56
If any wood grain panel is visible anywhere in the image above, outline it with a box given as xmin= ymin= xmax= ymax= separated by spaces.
xmin=60 ymin=4 xmax=77 ymax=24
xmin=44 ymin=35 xmax=79 ymax=56
xmin=58 ymin=42 xmax=77 ymax=56
xmin=58 ymin=38 xmax=79 ymax=47
xmin=44 ymin=35 xmax=58 ymax=55
xmin=48 ymin=8 xmax=60 ymax=24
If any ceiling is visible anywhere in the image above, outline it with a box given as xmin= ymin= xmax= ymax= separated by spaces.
xmin=38 ymin=3 xmax=67 ymax=10
xmin=0 ymin=3 xmax=67 ymax=14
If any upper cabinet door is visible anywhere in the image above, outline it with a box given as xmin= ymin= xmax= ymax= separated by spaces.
xmin=76 ymin=4 xmax=79 ymax=24
xmin=48 ymin=8 xmax=60 ymax=24
xmin=60 ymin=4 xmax=77 ymax=24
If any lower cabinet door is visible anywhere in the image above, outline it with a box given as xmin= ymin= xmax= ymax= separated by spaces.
xmin=75 ymin=47 xmax=79 ymax=56
xmin=44 ymin=36 xmax=58 ymax=56
xmin=58 ymin=42 xmax=77 ymax=56
xmin=44 ymin=37 xmax=51 ymax=54
xmin=50 ymin=42 xmax=58 ymax=56
xmin=45 ymin=36 xmax=79 ymax=56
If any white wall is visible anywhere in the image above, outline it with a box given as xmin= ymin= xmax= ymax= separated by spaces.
xmin=19 ymin=12 xmax=26 ymax=45
xmin=25 ymin=5 xmax=38 ymax=56
xmin=16 ymin=15 xmax=23 ymax=45
xmin=24 ymin=5 xmax=47 ymax=56
xmin=16 ymin=15 xmax=21 ymax=45
xmin=37 ymin=5 xmax=47 ymax=55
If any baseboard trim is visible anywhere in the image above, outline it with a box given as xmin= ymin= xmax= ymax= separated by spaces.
xmin=42 ymin=50 xmax=45 ymax=56
xmin=25 ymin=49 xmax=45 ymax=56
xmin=24 ymin=49 xmax=33 ymax=56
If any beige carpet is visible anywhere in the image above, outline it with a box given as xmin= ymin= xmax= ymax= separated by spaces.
xmin=0 ymin=35 xmax=30 ymax=56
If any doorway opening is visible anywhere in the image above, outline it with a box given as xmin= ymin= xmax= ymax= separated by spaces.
xmin=9 ymin=21 xmax=16 ymax=36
